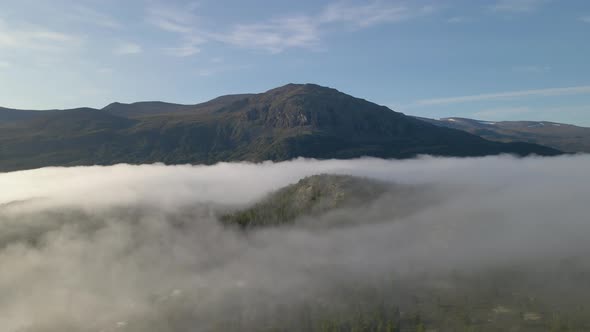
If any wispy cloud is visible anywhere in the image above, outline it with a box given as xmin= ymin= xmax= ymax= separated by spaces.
xmin=69 ymin=5 xmax=121 ymax=29
xmin=217 ymin=16 xmax=320 ymax=53
xmin=446 ymin=16 xmax=474 ymax=24
xmin=417 ymin=85 xmax=590 ymax=105
xmin=513 ymin=65 xmax=551 ymax=73
xmin=165 ymin=44 xmax=201 ymax=57
xmin=581 ymin=16 xmax=590 ymax=23
xmin=318 ymin=2 xmax=429 ymax=27
xmin=0 ymin=18 xmax=79 ymax=52
xmin=195 ymin=63 xmax=251 ymax=77
xmin=0 ymin=60 xmax=11 ymax=69
xmin=473 ymin=106 xmax=533 ymax=118
xmin=471 ymin=105 xmax=590 ymax=125
xmin=147 ymin=1 xmax=437 ymax=54
xmin=491 ymin=0 xmax=546 ymax=12
xmin=146 ymin=3 xmax=205 ymax=56
xmin=114 ymin=42 xmax=142 ymax=55
xmin=146 ymin=3 xmax=196 ymax=34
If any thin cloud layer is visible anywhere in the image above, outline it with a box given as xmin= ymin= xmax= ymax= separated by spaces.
xmin=491 ymin=0 xmax=546 ymax=12
xmin=147 ymin=1 xmax=436 ymax=54
xmin=0 ymin=155 xmax=589 ymax=331
xmin=416 ymin=85 xmax=590 ymax=105
xmin=0 ymin=18 xmax=79 ymax=53
xmin=113 ymin=42 xmax=142 ymax=55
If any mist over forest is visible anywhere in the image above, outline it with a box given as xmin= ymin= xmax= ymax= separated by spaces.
xmin=1 ymin=155 xmax=590 ymax=331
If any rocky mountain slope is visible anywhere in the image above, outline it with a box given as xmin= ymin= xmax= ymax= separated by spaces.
xmin=0 ymin=84 xmax=560 ymax=172
xmin=418 ymin=116 xmax=590 ymax=153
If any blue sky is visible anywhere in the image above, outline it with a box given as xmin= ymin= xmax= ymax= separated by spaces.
xmin=1 ymin=0 xmax=590 ymax=125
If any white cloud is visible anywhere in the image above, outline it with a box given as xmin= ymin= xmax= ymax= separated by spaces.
xmin=195 ymin=63 xmax=251 ymax=77
xmin=581 ymin=16 xmax=590 ymax=23
xmin=491 ymin=0 xmax=546 ymax=12
xmin=69 ymin=5 xmax=122 ymax=29
xmin=473 ymin=106 xmax=533 ymax=119
xmin=474 ymin=105 xmax=590 ymax=124
xmin=446 ymin=16 xmax=474 ymax=23
xmin=147 ymin=1 xmax=437 ymax=54
xmin=114 ymin=42 xmax=142 ymax=55
xmin=146 ymin=3 xmax=196 ymax=34
xmin=217 ymin=16 xmax=320 ymax=53
xmin=417 ymin=85 xmax=590 ymax=105
xmin=165 ymin=44 xmax=201 ymax=57
xmin=146 ymin=3 xmax=205 ymax=56
xmin=0 ymin=18 xmax=79 ymax=52
xmin=319 ymin=2 xmax=416 ymax=27
xmin=0 ymin=60 xmax=10 ymax=69
xmin=512 ymin=65 xmax=551 ymax=73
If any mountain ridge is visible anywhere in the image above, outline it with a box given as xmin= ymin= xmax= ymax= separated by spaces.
xmin=0 ymin=83 xmax=560 ymax=172
xmin=418 ymin=116 xmax=590 ymax=153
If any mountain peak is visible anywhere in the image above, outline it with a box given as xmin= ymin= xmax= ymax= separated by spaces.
xmin=264 ymin=83 xmax=341 ymax=96
xmin=234 ymin=82 xmax=400 ymax=132
xmin=0 ymin=84 xmax=561 ymax=172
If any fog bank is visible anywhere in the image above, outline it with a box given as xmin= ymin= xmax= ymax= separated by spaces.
xmin=1 ymin=155 xmax=589 ymax=331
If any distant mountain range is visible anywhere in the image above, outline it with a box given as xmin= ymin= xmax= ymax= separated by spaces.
xmin=0 ymin=84 xmax=559 ymax=172
xmin=417 ymin=117 xmax=590 ymax=153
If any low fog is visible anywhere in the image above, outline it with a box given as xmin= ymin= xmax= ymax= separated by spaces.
xmin=1 ymin=155 xmax=589 ymax=331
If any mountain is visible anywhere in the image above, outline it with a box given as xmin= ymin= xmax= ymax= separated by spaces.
xmin=0 ymin=107 xmax=44 ymax=123
xmin=418 ymin=117 xmax=590 ymax=153
xmin=0 ymin=84 xmax=560 ymax=172
xmin=101 ymin=94 xmax=254 ymax=118
xmin=221 ymin=174 xmax=391 ymax=227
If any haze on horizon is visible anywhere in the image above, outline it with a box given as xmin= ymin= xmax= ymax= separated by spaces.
xmin=1 ymin=0 xmax=590 ymax=126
